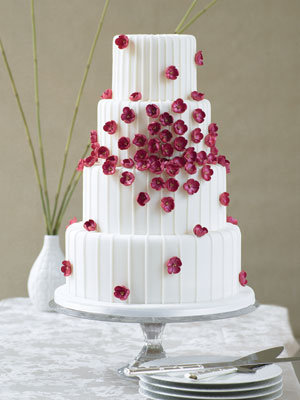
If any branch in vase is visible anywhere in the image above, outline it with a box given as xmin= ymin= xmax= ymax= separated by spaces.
xmin=175 ymin=0 xmax=198 ymax=34
xmin=177 ymin=0 xmax=219 ymax=34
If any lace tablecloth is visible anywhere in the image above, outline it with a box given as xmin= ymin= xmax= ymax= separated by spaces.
xmin=0 ymin=298 xmax=299 ymax=399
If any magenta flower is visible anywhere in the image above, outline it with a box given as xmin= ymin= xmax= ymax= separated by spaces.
xmin=219 ymin=192 xmax=230 ymax=206
xmin=227 ymin=216 xmax=238 ymax=225
xmin=118 ymin=136 xmax=131 ymax=150
xmin=167 ymin=257 xmax=182 ymax=274
xmin=159 ymin=129 xmax=172 ymax=143
xmin=239 ymin=270 xmax=248 ymax=286
xmin=191 ymin=128 xmax=204 ymax=144
xmin=115 ymin=35 xmax=129 ymax=49
xmin=183 ymin=179 xmax=200 ymax=195
xmin=165 ymin=65 xmax=179 ymax=80
xmin=133 ymin=133 xmax=147 ymax=147
xmin=191 ymin=91 xmax=205 ymax=101
xmin=174 ymin=136 xmax=188 ymax=151
xmin=192 ymin=108 xmax=206 ymax=123
xmin=159 ymin=112 xmax=174 ymax=126
xmin=129 ymin=92 xmax=142 ymax=101
xmin=120 ymin=171 xmax=135 ymax=186
xmin=106 ymin=155 xmax=118 ymax=165
xmin=98 ymin=146 xmax=110 ymax=159
xmin=114 ymin=285 xmax=130 ymax=300
xmin=172 ymin=156 xmax=186 ymax=167
xmin=101 ymin=89 xmax=112 ymax=99
xmin=121 ymin=107 xmax=135 ymax=124
xmin=66 ymin=217 xmax=77 ymax=229
xmin=197 ymin=151 xmax=207 ymax=166
xmin=165 ymin=178 xmax=179 ymax=192
xmin=146 ymin=104 xmax=160 ymax=118
xmin=207 ymin=153 xmax=217 ymax=164
xmin=84 ymin=155 xmax=97 ymax=167
xmin=151 ymin=177 xmax=165 ymax=190
xmin=61 ymin=260 xmax=72 ymax=277
xmin=121 ymin=158 xmax=135 ymax=168
xmin=183 ymin=147 xmax=197 ymax=163
xmin=149 ymin=159 xmax=164 ymax=174
xmin=102 ymin=160 xmax=116 ymax=175
xmin=90 ymin=130 xmax=98 ymax=143
xmin=83 ymin=219 xmax=97 ymax=231
xmin=173 ymin=119 xmax=188 ymax=135
xmin=148 ymin=138 xmax=160 ymax=154
xmin=201 ymin=165 xmax=214 ymax=181
xmin=171 ymin=98 xmax=187 ymax=113
xmin=103 ymin=120 xmax=117 ymax=134
xmin=136 ymin=159 xmax=150 ymax=171
xmin=195 ymin=50 xmax=204 ymax=66
xmin=165 ymin=161 xmax=180 ymax=177
xmin=137 ymin=192 xmax=150 ymax=206
xmin=193 ymin=224 xmax=208 ymax=237
xmin=76 ymin=158 xmax=85 ymax=171
xmin=217 ymin=155 xmax=230 ymax=169
xmin=184 ymin=162 xmax=197 ymax=175
xmin=204 ymin=134 xmax=216 ymax=148
xmin=161 ymin=197 xmax=175 ymax=212
xmin=148 ymin=122 xmax=161 ymax=135
xmin=134 ymin=149 xmax=148 ymax=162
xmin=208 ymin=123 xmax=219 ymax=136
xmin=211 ymin=146 xmax=219 ymax=155
xmin=161 ymin=143 xmax=174 ymax=158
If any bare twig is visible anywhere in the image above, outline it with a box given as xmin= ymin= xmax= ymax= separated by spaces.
xmin=175 ymin=0 xmax=199 ymax=34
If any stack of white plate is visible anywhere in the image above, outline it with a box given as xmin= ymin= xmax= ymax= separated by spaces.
xmin=138 ymin=356 xmax=283 ymax=400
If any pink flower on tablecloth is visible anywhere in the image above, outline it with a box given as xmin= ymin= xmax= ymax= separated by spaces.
xmin=172 ymin=156 xmax=186 ymax=167
xmin=90 ymin=130 xmax=98 ymax=143
xmin=165 ymin=161 xmax=180 ymax=177
xmin=173 ymin=120 xmax=188 ymax=136
xmin=103 ymin=120 xmax=117 ymax=134
xmin=129 ymin=92 xmax=142 ymax=101
xmin=137 ymin=192 xmax=150 ymax=206
xmin=165 ymin=65 xmax=179 ymax=80
xmin=171 ymin=98 xmax=187 ymax=113
xmin=161 ymin=197 xmax=175 ymax=212
xmin=61 ymin=260 xmax=72 ymax=277
xmin=167 ymin=257 xmax=182 ymax=274
xmin=184 ymin=147 xmax=197 ymax=163
xmin=208 ymin=123 xmax=219 ymax=136
xmin=159 ymin=129 xmax=172 ymax=143
xmin=114 ymin=285 xmax=130 ymax=300
xmin=193 ymin=224 xmax=208 ymax=237
xmin=101 ymin=89 xmax=112 ymax=99
xmin=134 ymin=149 xmax=148 ymax=162
xmin=84 ymin=156 xmax=97 ymax=167
xmin=205 ymin=134 xmax=216 ymax=148
xmin=191 ymin=91 xmax=205 ymax=101
xmin=165 ymin=178 xmax=179 ymax=192
xmin=183 ymin=179 xmax=200 ymax=195
xmin=149 ymin=159 xmax=164 ymax=174
xmin=227 ymin=216 xmax=238 ymax=225
xmin=195 ymin=50 xmax=204 ymax=66
xmin=106 ymin=155 xmax=118 ymax=165
xmin=121 ymin=107 xmax=135 ymax=124
xmin=148 ymin=122 xmax=161 ymax=135
xmin=184 ymin=162 xmax=197 ymax=175
xmin=146 ymin=104 xmax=160 ymax=118
xmin=118 ymin=136 xmax=131 ymax=150
xmin=76 ymin=158 xmax=85 ymax=171
xmin=173 ymin=136 xmax=188 ymax=151
xmin=121 ymin=158 xmax=135 ymax=168
xmin=192 ymin=108 xmax=206 ymax=123
xmin=239 ymin=270 xmax=248 ymax=286
xmin=196 ymin=151 xmax=207 ymax=166
xmin=219 ymin=192 xmax=230 ymax=206
xmin=98 ymin=146 xmax=110 ymax=159
xmin=120 ymin=171 xmax=135 ymax=186
xmin=159 ymin=112 xmax=174 ymax=126
xmin=136 ymin=159 xmax=150 ymax=171
xmin=102 ymin=160 xmax=116 ymax=175
xmin=191 ymin=128 xmax=203 ymax=144
xmin=66 ymin=217 xmax=77 ymax=229
xmin=83 ymin=219 xmax=97 ymax=231
xmin=201 ymin=165 xmax=214 ymax=181
xmin=148 ymin=138 xmax=160 ymax=154
xmin=151 ymin=177 xmax=165 ymax=190
xmin=115 ymin=35 xmax=129 ymax=49
xmin=161 ymin=143 xmax=174 ymax=158
xmin=133 ymin=134 xmax=148 ymax=147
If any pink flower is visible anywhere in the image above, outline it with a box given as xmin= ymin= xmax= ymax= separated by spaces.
xmin=101 ymin=89 xmax=112 ymax=99
xmin=165 ymin=178 xmax=179 ymax=192
xmin=227 ymin=216 xmax=238 ymax=225
xmin=66 ymin=217 xmax=77 ymax=229
xmin=134 ymin=149 xmax=148 ymax=162
xmin=133 ymin=133 xmax=148 ymax=147
xmin=83 ymin=219 xmax=97 ymax=231
xmin=115 ymin=35 xmax=129 ymax=49
xmin=161 ymin=197 xmax=175 ymax=212
xmin=103 ymin=120 xmax=117 ymax=134
xmin=204 ymin=134 xmax=216 ymax=148
xmin=146 ymin=104 xmax=160 ymax=118
xmin=173 ymin=119 xmax=188 ymax=135
xmin=172 ymin=156 xmax=186 ymax=167
xmin=165 ymin=65 xmax=179 ymax=80
xmin=148 ymin=138 xmax=160 ymax=154
xmin=208 ymin=123 xmax=219 ymax=136
xmin=98 ymin=146 xmax=110 ymax=159
xmin=239 ymin=270 xmax=248 ymax=286
xmin=219 ymin=192 xmax=230 ymax=206
xmin=137 ymin=192 xmax=150 ymax=206
xmin=159 ymin=112 xmax=174 ymax=126
xmin=151 ymin=177 xmax=165 ymax=190
xmin=106 ymin=155 xmax=118 ymax=165
xmin=118 ymin=136 xmax=131 ymax=150
xmin=192 ymin=108 xmax=206 ymax=123
xmin=122 ymin=158 xmax=135 ymax=168
xmin=191 ymin=91 xmax=205 ymax=101
xmin=121 ymin=107 xmax=135 ymax=123
xmin=159 ymin=129 xmax=172 ymax=143
xmin=76 ymin=158 xmax=85 ymax=171
xmin=84 ymin=155 xmax=97 ymax=167
xmin=174 ymin=136 xmax=188 ymax=151
xmin=148 ymin=122 xmax=161 ymax=135
xmin=183 ymin=179 xmax=200 ymax=195
xmin=149 ymin=159 xmax=164 ymax=174
xmin=171 ymin=98 xmax=187 ymax=113
xmin=195 ymin=50 xmax=204 ymax=66
xmin=165 ymin=161 xmax=180 ymax=177
xmin=184 ymin=162 xmax=197 ymax=175
xmin=120 ymin=171 xmax=135 ymax=186
xmin=129 ymin=92 xmax=142 ymax=101
xmin=161 ymin=143 xmax=174 ymax=158
xmin=90 ymin=130 xmax=98 ymax=143
xmin=201 ymin=165 xmax=214 ymax=181
xmin=196 ymin=151 xmax=208 ymax=166
xmin=183 ymin=147 xmax=197 ymax=163
xmin=193 ymin=224 xmax=208 ymax=237
xmin=114 ymin=285 xmax=130 ymax=300
xmin=217 ymin=155 xmax=230 ymax=173
xmin=102 ymin=160 xmax=116 ymax=175
xmin=136 ymin=159 xmax=150 ymax=171
xmin=207 ymin=153 xmax=217 ymax=164
xmin=211 ymin=146 xmax=219 ymax=155
xmin=61 ymin=260 xmax=72 ymax=277
xmin=167 ymin=257 xmax=182 ymax=274
xmin=191 ymin=128 xmax=203 ymax=143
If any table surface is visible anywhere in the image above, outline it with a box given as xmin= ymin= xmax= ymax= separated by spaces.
xmin=0 ymin=298 xmax=299 ymax=400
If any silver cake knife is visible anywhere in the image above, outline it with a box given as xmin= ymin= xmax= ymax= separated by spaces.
xmin=125 ymin=346 xmax=285 ymax=377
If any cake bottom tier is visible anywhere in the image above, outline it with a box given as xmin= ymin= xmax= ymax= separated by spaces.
xmin=63 ymin=223 xmax=248 ymax=306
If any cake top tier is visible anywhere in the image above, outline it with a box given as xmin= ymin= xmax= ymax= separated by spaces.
xmin=112 ymin=34 xmax=198 ymax=101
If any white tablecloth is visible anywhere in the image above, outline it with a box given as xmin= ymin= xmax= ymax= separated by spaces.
xmin=0 ymin=298 xmax=299 ymax=399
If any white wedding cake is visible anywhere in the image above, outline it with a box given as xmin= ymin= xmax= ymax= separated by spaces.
xmin=54 ymin=34 xmax=255 ymax=316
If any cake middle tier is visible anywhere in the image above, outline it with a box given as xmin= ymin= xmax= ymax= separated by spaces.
xmin=83 ymin=164 xmax=227 ymax=234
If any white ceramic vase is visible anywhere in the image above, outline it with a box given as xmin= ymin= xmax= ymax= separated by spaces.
xmin=27 ymin=235 xmax=65 ymax=312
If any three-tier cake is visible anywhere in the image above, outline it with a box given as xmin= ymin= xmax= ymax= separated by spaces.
xmin=54 ymin=34 xmax=255 ymax=317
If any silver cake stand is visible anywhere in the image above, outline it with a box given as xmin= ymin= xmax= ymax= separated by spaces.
xmin=49 ymin=299 xmax=259 ymax=377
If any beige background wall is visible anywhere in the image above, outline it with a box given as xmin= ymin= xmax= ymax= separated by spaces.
xmin=0 ymin=0 xmax=299 ymax=333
